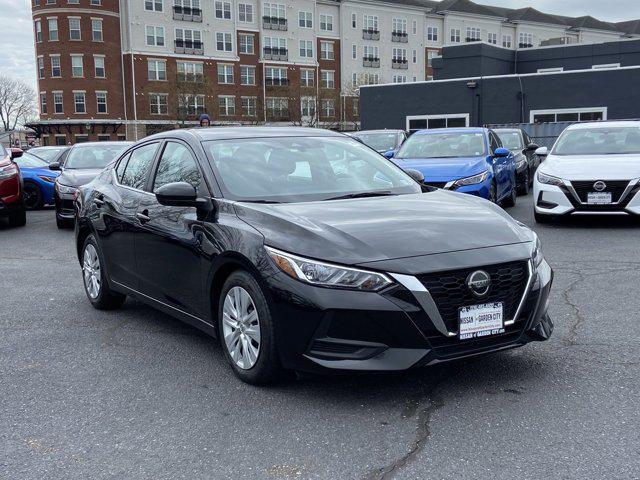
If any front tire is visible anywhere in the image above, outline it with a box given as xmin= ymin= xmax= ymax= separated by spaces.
xmin=517 ymin=170 xmax=530 ymax=196
xmin=502 ymin=183 xmax=517 ymax=208
xmin=218 ymin=270 xmax=283 ymax=385
xmin=82 ymin=234 xmax=126 ymax=310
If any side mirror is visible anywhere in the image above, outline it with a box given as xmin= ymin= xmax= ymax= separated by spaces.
xmin=10 ymin=148 xmax=23 ymax=160
xmin=527 ymin=143 xmax=540 ymax=151
xmin=535 ymin=147 xmax=549 ymax=158
xmin=493 ymin=147 xmax=510 ymax=158
xmin=383 ymin=150 xmax=395 ymax=159
xmin=49 ymin=162 xmax=61 ymax=171
xmin=156 ymin=182 xmax=198 ymax=207
xmin=405 ymin=168 xmax=425 ymax=184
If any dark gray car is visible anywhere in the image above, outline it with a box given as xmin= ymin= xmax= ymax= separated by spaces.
xmin=494 ymin=128 xmax=541 ymax=195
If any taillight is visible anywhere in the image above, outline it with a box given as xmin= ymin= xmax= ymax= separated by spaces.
xmin=0 ymin=163 xmax=18 ymax=180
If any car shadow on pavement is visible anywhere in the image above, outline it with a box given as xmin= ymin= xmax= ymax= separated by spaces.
xmin=544 ymin=215 xmax=640 ymax=229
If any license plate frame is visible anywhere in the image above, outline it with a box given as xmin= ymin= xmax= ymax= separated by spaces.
xmin=459 ymin=302 xmax=505 ymax=340
xmin=587 ymin=192 xmax=612 ymax=205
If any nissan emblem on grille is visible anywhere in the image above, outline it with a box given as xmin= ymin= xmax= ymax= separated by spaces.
xmin=593 ymin=181 xmax=607 ymax=192
xmin=466 ymin=270 xmax=491 ymax=297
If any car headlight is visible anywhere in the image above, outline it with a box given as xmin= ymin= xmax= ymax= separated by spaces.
xmin=265 ymin=246 xmax=393 ymax=291
xmin=56 ymin=183 xmax=77 ymax=195
xmin=38 ymin=175 xmax=57 ymax=183
xmin=449 ymin=170 xmax=489 ymax=188
xmin=0 ymin=164 xmax=18 ymax=180
xmin=537 ymin=172 xmax=564 ymax=187
xmin=533 ymin=234 xmax=544 ymax=267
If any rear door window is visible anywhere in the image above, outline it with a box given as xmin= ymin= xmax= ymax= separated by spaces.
xmin=120 ymin=142 xmax=159 ymax=190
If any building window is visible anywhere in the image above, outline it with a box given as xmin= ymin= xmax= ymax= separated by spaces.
xmin=241 ymin=96 xmax=257 ymax=116
xmin=300 ymin=97 xmax=315 ymax=117
xmin=97 ymin=134 xmax=111 ymax=141
xmin=145 ymin=0 xmax=163 ymax=12
xmin=40 ymin=92 xmax=47 ymax=114
xmin=94 ymin=55 xmax=105 ymax=77
xmin=299 ymin=40 xmax=313 ymax=58
xmin=502 ymin=34 xmax=512 ymax=48
xmin=50 ymin=55 xmax=61 ymax=77
xmin=215 ymin=1 xmax=231 ymax=19
xmin=148 ymin=59 xmax=166 ymax=80
xmin=240 ymin=66 xmax=255 ymax=85
xmin=392 ymin=75 xmax=406 ymax=83
xmin=412 ymin=49 xmax=417 ymax=63
xmin=69 ymin=18 xmax=81 ymax=40
xmin=593 ymin=63 xmax=621 ymax=69
xmin=320 ymin=70 xmax=334 ymax=89
xmin=68 ymin=0 xmax=79 ymax=4
xmin=530 ymin=108 xmax=606 ymax=124
xmin=298 ymin=11 xmax=312 ymax=28
xmin=48 ymin=18 xmax=58 ymax=41
xmin=321 ymin=99 xmax=335 ymax=118
xmin=91 ymin=0 xmax=101 ymax=5
xmin=427 ymin=26 xmax=438 ymax=42
xmin=96 ymin=91 xmax=107 ymax=113
xmin=175 ymin=28 xmax=202 ymax=49
xmin=466 ymin=27 xmax=480 ymax=42
xmin=352 ymin=44 xmax=357 ymax=59
xmin=35 ymin=19 xmax=42 ymax=42
xmin=239 ymin=34 xmax=254 ymax=54
xmin=263 ymin=2 xmax=285 ymax=19
xmin=363 ymin=14 xmax=378 ymax=31
xmin=149 ymin=93 xmax=168 ymax=114
xmin=177 ymin=61 xmax=203 ymax=82
xmin=73 ymin=91 xmax=86 ymax=113
xmin=427 ymin=50 xmax=438 ymax=67
xmin=363 ymin=73 xmax=379 ymax=85
xmin=537 ymin=67 xmax=564 ymax=73
xmin=320 ymin=14 xmax=333 ymax=32
xmin=218 ymin=96 xmax=235 ymax=116
xmin=38 ymin=57 xmax=45 ymax=78
xmin=238 ymin=3 xmax=253 ymax=22
xmin=351 ymin=13 xmax=356 ymax=28
xmin=320 ymin=41 xmax=334 ymax=60
xmin=450 ymin=28 xmax=460 ymax=43
xmin=146 ymin=26 xmax=165 ymax=46
xmin=392 ymin=48 xmax=407 ymax=62
xmin=178 ymin=94 xmax=205 ymax=115
xmin=217 ymin=63 xmax=234 ymax=84
xmin=519 ymin=32 xmax=533 ymax=48
xmin=412 ymin=20 xmax=417 ymax=35
xmin=488 ymin=32 xmax=497 ymax=45
xmin=263 ymin=36 xmax=287 ymax=57
xmin=265 ymin=67 xmax=287 ymax=85
xmin=266 ymin=97 xmax=288 ymax=120
xmin=363 ymin=45 xmax=379 ymax=59
xmin=46 ymin=0 xmax=55 ymax=4
xmin=406 ymin=114 xmax=469 ymax=133
xmin=216 ymin=32 xmax=233 ymax=51
xmin=300 ymin=69 xmax=314 ymax=87
xmin=71 ymin=55 xmax=84 ymax=77
xmin=392 ymin=18 xmax=407 ymax=34
xmin=91 ymin=19 xmax=103 ymax=42
xmin=53 ymin=92 xmax=63 ymax=113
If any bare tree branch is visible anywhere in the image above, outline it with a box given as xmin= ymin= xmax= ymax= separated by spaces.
xmin=0 ymin=76 xmax=36 ymax=132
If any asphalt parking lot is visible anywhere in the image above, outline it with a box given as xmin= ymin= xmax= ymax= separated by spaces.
xmin=1 ymin=195 xmax=639 ymax=480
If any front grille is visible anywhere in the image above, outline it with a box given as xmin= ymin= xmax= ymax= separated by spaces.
xmin=417 ymin=260 xmax=529 ymax=335
xmin=570 ymin=180 xmax=629 ymax=203
xmin=424 ymin=182 xmax=447 ymax=189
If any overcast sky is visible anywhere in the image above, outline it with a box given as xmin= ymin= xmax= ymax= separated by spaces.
xmin=1 ymin=0 xmax=638 ymax=92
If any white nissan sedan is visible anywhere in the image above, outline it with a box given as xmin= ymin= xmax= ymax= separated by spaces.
xmin=533 ymin=121 xmax=640 ymax=223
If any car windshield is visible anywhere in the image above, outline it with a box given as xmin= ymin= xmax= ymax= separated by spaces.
xmin=204 ymin=136 xmax=421 ymax=203
xmin=15 ymin=152 xmax=49 ymax=168
xmin=396 ymin=132 xmax=486 ymax=159
xmin=351 ymin=132 xmax=398 ymax=152
xmin=65 ymin=144 xmax=129 ymax=169
xmin=29 ymin=147 xmax=66 ymax=161
xmin=552 ymin=127 xmax=640 ymax=155
xmin=495 ymin=131 xmax=523 ymax=151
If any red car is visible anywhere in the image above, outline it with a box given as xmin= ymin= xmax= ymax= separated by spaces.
xmin=0 ymin=144 xmax=26 ymax=227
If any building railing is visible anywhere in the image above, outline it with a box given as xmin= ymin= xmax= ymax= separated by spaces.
xmin=174 ymin=39 xmax=204 ymax=55
xmin=173 ymin=5 xmax=202 ymax=22
xmin=362 ymin=29 xmax=380 ymax=40
xmin=518 ymin=42 xmax=534 ymax=48
xmin=465 ymin=36 xmax=481 ymax=42
xmin=266 ymin=110 xmax=290 ymax=121
xmin=265 ymin=77 xmax=290 ymax=86
xmin=392 ymin=58 xmax=408 ymax=69
xmin=263 ymin=16 xmax=288 ymax=30
xmin=391 ymin=31 xmax=408 ymax=43
xmin=263 ymin=47 xmax=288 ymax=61
xmin=178 ymin=106 xmax=206 ymax=116
xmin=363 ymin=56 xmax=380 ymax=68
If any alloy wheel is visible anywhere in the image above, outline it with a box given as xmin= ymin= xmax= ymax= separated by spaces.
xmin=83 ymin=244 xmax=101 ymax=299
xmin=222 ymin=286 xmax=261 ymax=370
xmin=23 ymin=184 xmax=42 ymax=210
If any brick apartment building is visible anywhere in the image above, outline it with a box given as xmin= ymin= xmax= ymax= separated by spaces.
xmin=29 ymin=0 xmax=640 ymax=144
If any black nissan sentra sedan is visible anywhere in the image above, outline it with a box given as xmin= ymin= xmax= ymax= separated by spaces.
xmin=74 ymin=127 xmax=553 ymax=384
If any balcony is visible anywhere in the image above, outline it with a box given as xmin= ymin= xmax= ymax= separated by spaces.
xmin=266 ymin=110 xmax=290 ymax=121
xmin=265 ymin=77 xmax=289 ymax=87
xmin=362 ymin=29 xmax=380 ymax=40
xmin=177 ymin=73 xmax=204 ymax=83
xmin=518 ymin=42 xmax=533 ymax=48
xmin=174 ymin=39 xmax=204 ymax=55
xmin=362 ymin=56 xmax=380 ymax=68
xmin=263 ymin=47 xmax=288 ymax=61
xmin=178 ymin=106 xmax=206 ymax=116
xmin=391 ymin=58 xmax=408 ymax=69
xmin=391 ymin=31 xmax=408 ymax=43
xmin=173 ymin=5 xmax=202 ymax=22
xmin=263 ymin=16 xmax=287 ymax=30
xmin=465 ymin=37 xmax=481 ymax=43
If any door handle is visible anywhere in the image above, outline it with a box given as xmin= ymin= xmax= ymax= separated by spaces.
xmin=136 ymin=211 xmax=151 ymax=224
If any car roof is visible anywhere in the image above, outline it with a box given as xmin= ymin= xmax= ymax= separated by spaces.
xmin=493 ymin=128 xmax=522 ymax=133
xmin=566 ymin=121 xmax=640 ymax=131
xmin=31 ymin=146 xmax=68 ymax=149
xmin=145 ymin=126 xmax=345 ymax=142
xmin=413 ymin=127 xmax=488 ymax=135
xmin=352 ymin=129 xmax=404 ymax=134
xmin=70 ymin=141 xmax=133 ymax=148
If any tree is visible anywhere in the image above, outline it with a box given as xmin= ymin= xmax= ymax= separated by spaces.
xmin=167 ymin=72 xmax=212 ymax=126
xmin=0 ymin=76 xmax=36 ymax=132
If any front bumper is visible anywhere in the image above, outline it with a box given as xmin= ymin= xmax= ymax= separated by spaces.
xmin=265 ymin=251 xmax=553 ymax=374
xmin=534 ymin=178 xmax=640 ymax=217
xmin=424 ymin=177 xmax=492 ymax=199
xmin=54 ymin=191 xmax=76 ymax=219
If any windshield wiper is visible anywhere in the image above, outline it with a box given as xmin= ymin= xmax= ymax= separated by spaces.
xmin=239 ymin=199 xmax=283 ymax=204
xmin=325 ymin=191 xmax=394 ymax=201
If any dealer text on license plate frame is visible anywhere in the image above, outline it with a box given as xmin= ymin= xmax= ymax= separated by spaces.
xmin=587 ymin=192 xmax=612 ymax=205
xmin=459 ymin=302 xmax=505 ymax=340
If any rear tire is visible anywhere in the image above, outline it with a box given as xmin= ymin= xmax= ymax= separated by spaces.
xmin=82 ymin=234 xmax=126 ymax=310
xmin=23 ymin=182 xmax=43 ymax=210
xmin=8 ymin=208 xmax=26 ymax=227
xmin=218 ymin=270 xmax=283 ymax=385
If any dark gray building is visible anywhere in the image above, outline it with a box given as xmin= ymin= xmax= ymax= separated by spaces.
xmin=360 ymin=39 xmax=640 ymax=133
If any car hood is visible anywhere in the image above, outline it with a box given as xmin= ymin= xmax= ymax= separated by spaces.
xmin=20 ymin=166 xmax=60 ymax=178
xmin=542 ymin=154 xmax=640 ymax=180
xmin=392 ymin=156 xmax=488 ymax=181
xmin=57 ymin=168 xmax=103 ymax=187
xmin=234 ymin=191 xmax=532 ymax=266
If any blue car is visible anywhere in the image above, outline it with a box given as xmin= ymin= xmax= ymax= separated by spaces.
xmin=388 ymin=128 xmax=517 ymax=206
xmin=14 ymin=152 xmax=60 ymax=209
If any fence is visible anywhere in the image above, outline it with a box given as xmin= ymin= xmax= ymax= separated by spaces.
xmin=487 ymin=121 xmax=573 ymax=149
